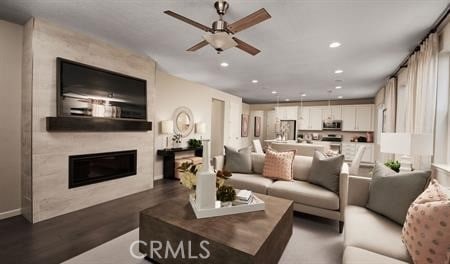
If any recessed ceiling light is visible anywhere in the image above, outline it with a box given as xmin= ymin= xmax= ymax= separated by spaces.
xmin=251 ymin=79 xmax=258 ymax=84
xmin=220 ymin=62 xmax=229 ymax=67
xmin=329 ymin=42 xmax=341 ymax=48
xmin=272 ymin=91 xmax=277 ymax=94
xmin=285 ymin=99 xmax=290 ymax=102
xmin=335 ymin=86 xmax=342 ymax=89
xmin=334 ymin=69 xmax=343 ymax=74
xmin=301 ymin=93 xmax=307 ymax=97
xmin=338 ymin=95 xmax=343 ymax=99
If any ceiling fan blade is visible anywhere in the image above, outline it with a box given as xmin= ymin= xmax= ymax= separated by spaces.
xmin=164 ymin=10 xmax=213 ymax=32
xmin=187 ymin=40 xmax=209 ymax=52
xmin=232 ymin=37 xmax=260 ymax=56
xmin=227 ymin=8 xmax=271 ymax=33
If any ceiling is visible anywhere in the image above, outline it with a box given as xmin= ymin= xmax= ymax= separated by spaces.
xmin=0 ymin=0 xmax=448 ymax=103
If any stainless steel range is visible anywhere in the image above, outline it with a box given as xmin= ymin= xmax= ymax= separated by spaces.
xmin=321 ymin=134 xmax=342 ymax=153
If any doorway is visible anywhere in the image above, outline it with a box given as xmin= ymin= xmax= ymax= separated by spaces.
xmin=211 ymin=98 xmax=225 ymax=157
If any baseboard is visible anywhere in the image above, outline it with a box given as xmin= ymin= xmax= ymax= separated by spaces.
xmin=0 ymin=208 xmax=22 ymax=220
xmin=154 ymin=174 xmax=163 ymax=180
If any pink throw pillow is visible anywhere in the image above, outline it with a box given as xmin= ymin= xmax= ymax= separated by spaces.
xmin=262 ymin=148 xmax=295 ymax=181
xmin=402 ymin=179 xmax=450 ymax=264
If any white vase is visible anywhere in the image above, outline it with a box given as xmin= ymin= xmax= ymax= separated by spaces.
xmin=195 ymin=139 xmax=216 ymax=209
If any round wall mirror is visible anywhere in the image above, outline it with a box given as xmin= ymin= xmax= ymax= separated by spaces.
xmin=173 ymin=107 xmax=194 ymax=137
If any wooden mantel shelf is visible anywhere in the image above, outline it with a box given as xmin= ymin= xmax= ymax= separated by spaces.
xmin=46 ymin=116 xmax=152 ymax=132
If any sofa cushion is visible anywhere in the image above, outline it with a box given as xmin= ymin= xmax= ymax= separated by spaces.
xmin=251 ymin=153 xmax=265 ymax=174
xmin=367 ymin=163 xmax=431 ymax=225
xmin=262 ymin=148 xmax=295 ymax=181
xmin=226 ymin=173 xmax=273 ymax=194
xmin=343 ymin=246 xmax=409 ymax=264
xmin=308 ymin=151 xmax=344 ymax=193
xmin=292 ymin=155 xmax=313 ymax=181
xmin=402 ymin=179 xmax=450 ymax=264
xmin=268 ymin=180 xmax=339 ymax=210
xmin=344 ymin=205 xmax=411 ymax=262
xmin=224 ymin=146 xmax=253 ymax=173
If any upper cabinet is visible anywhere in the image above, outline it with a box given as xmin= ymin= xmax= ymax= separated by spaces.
xmin=342 ymin=105 xmax=374 ymax=132
xmin=322 ymin=105 xmax=342 ymax=121
xmin=298 ymin=107 xmax=322 ymax=130
xmin=275 ymin=106 xmax=298 ymax=120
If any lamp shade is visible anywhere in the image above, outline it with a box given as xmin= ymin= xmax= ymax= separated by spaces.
xmin=161 ymin=120 xmax=174 ymax=134
xmin=196 ymin=122 xmax=206 ymax=134
xmin=380 ymin=133 xmax=433 ymax=156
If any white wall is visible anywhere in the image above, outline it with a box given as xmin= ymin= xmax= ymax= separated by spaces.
xmin=0 ymin=20 xmax=23 ymax=219
xmin=154 ymin=70 xmax=245 ymax=179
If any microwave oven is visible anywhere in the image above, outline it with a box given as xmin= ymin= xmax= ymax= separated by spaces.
xmin=322 ymin=120 xmax=342 ymax=130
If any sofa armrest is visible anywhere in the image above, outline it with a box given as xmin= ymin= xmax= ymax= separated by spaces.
xmin=347 ymin=176 xmax=371 ymax=207
xmin=213 ymin=155 xmax=224 ymax=171
xmin=339 ymin=162 xmax=350 ymax=221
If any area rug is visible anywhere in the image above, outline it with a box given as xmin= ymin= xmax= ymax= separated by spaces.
xmin=63 ymin=214 xmax=343 ymax=264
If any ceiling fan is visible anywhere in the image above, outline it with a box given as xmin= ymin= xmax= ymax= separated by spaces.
xmin=164 ymin=0 xmax=271 ymax=56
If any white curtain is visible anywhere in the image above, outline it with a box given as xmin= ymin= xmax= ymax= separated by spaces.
xmin=384 ymin=78 xmax=397 ymax=133
xmin=404 ymin=33 xmax=439 ymax=170
xmin=383 ymin=78 xmax=397 ymax=161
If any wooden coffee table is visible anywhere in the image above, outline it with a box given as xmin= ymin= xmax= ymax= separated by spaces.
xmin=139 ymin=193 xmax=293 ymax=264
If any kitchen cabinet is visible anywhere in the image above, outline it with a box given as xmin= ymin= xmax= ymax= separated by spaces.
xmin=275 ymin=106 xmax=298 ymax=120
xmin=298 ymin=107 xmax=322 ymax=130
xmin=341 ymin=142 xmax=374 ymax=163
xmin=342 ymin=105 xmax=374 ymax=132
xmin=322 ymin=105 xmax=342 ymax=121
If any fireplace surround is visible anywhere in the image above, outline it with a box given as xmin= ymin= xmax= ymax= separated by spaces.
xmin=69 ymin=150 xmax=137 ymax=188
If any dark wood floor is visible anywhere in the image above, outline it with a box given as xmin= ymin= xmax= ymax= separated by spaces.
xmin=0 ymin=179 xmax=187 ymax=264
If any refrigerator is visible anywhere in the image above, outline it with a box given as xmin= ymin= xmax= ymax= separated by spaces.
xmin=280 ymin=120 xmax=296 ymax=140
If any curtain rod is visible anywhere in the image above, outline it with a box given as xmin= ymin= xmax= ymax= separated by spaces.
xmin=389 ymin=4 xmax=450 ymax=79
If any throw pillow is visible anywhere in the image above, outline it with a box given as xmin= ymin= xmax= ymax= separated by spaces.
xmin=366 ymin=163 xmax=431 ymax=225
xmin=224 ymin=146 xmax=252 ymax=173
xmin=402 ymin=179 xmax=450 ymax=264
xmin=262 ymin=148 xmax=295 ymax=181
xmin=308 ymin=151 xmax=344 ymax=193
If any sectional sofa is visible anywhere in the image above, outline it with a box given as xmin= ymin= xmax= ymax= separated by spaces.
xmin=213 ymin=152 xmax=349 ymax=232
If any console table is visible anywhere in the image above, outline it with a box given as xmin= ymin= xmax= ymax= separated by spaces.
xmin=157 ymin=147 xmax=203 ymax=179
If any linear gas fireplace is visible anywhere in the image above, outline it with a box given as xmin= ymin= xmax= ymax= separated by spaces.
xmin=69 ymin=150 xmax=137 ymax=188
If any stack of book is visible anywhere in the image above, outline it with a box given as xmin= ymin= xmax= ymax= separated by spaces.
xmin=233 ymin=190 xmax=254 ymax=205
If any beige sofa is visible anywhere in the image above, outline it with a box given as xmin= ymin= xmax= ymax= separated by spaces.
xmin=343 ymin=176 xmax=411 ymax=263
xmin=214 ymin=152 xmax=349 ymax=232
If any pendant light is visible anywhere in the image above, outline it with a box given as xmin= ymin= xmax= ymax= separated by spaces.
xmin=325 ymin=89 xmax=333 ymax=125
xmin=275 ymin=95 xmax=281 ymax=136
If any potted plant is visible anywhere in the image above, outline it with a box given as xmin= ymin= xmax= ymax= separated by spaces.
xmin=172 ymin=133 xmax=182 ymax=149
xmin=384 ymin=160 xmax=401 ymax=173
xmin=216 ymin=185 xmax=236 ymax=207
xmin=188 ymin=138 xmax=202 ymax=149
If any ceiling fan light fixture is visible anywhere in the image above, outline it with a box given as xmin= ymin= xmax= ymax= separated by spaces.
xmin=202 ymin=32 xmax=237 ymax=51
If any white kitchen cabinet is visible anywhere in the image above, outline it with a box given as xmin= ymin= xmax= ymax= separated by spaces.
xmin=298 ymin=107 xmax=322 ymax=130
xmin=275 ymin=106 xmax=298 ymax=120
xmin=342 ymin=106 xmax=357 ymax=131
xmin=341 ymin=142 xmax=374 ymax=163
xmin=355 ymin=105 xmax=373 ymax=131
xmin=266 ymin=110 xmax=276 ymax=140
xmin=322 ymin=105 xmax=342 ymax=121
xmin=342 ymin=105 xmax=374 ymax=132
xmin=309 ymin=107 xmax=323 ymax=130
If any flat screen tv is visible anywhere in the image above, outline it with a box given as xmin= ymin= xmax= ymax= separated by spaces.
xmin=57 ymin=58 xmax=147 ymax=120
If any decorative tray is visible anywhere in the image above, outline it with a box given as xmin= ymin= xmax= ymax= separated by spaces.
xmin=189 ymin=194 xmax=265 ymax=219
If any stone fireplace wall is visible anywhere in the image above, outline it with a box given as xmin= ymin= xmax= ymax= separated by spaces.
xmin=22 ymin=18 xmax=155 ymax=223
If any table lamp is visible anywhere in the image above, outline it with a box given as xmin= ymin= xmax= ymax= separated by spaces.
xmin=380 ymin=133 xmax=433 ymax=172
xmin=161 ymin=120 xmax=174 ymax=149
xmin=196 ymin=122 xmax=206 ymax=139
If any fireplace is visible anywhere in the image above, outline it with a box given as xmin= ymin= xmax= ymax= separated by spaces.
xmin=69 ymin=150 xmax=137 ymax=188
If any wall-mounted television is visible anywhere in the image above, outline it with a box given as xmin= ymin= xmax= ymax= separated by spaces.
xmin=57 ymin=58 xmax=147 ymax=120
